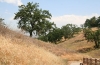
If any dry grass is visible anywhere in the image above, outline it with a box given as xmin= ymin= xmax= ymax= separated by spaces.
xmin=58 ymin=31 xmax=95 ymax=61
xmin=0 ymin=24 xmax=99 ymax=64
xmin=60 ymin=27 xmax=100 ymax=61
xmin=61 ymin=53 xmax=91 ymax=61
xmin=0 ymin=35 xmax=67 ymax=65
xmin=86 ymin=49 xmax=100 ymax=58
xmin=0 ymin=26 xmax=67 ymax=65
xmin=58 ymin=32 xmax=94 ymax=51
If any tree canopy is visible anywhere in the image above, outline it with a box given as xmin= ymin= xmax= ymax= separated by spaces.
xmin=83 ymin=28 xmax=100 ymax=48
xmin=84 ymin=16 xmax=100 ymax=28
xmin=61 ymin=24 xmax=81 ymax=40
xmin=14 ymin=2 xmax=54 ymax=37
xmin=82 ymin=16 xmax=100 ymax=48
xmin=38 ymin=24 xmax=81 ymax=44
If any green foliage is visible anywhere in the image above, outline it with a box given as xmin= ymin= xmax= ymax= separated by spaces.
xmin=84 ymin=16 xmax=100 ymax=28
xmin=61 ymin=24 xmax=81 ymax=40
xmin=47 ymin=28 xmax=63 ymax=44
xmin=14 ymin=2 xmax=53 ymax=37
xmin=36 ymin=20 xmax=56 ymax=36
xmin=38 ymin=28 xmax=63 ymax=44
xmin=45 ymin=28 xmax=63 ymax=44
xmin=61 ymin=24 xmax=72 ymax=40
xmin=83 ymin=28 xmax=93 ymax=41
xmin=83 ymin=28 xmax=100 ymax=48
xmin=38 ymin=35 xmax=48 ymax=42
xmin=38 ymin=24 xmax=81 ymax=44
xmin=94 ymin=29 xmax=100 ymax=48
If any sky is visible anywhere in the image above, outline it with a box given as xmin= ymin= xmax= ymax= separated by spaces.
xmin=0 ymin=0 xmax=100 ymax=30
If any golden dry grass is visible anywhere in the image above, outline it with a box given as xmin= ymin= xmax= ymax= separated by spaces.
xmin=0 ymin=26 xmax=67 ymax=65
xmin=58 ymin=31 xmax=95 ymax=51
xmin=61 ymin=53 xmax=90 ymax=61
xmin=58 ymin=28 xmax=100 ymax=61
xmin=85 ymin=49 xmax=100 ymax=58
xmin=0 ymin=24 xmax=99 ymax=64
xmin=57 ymin=31 xmax=95 ymax=61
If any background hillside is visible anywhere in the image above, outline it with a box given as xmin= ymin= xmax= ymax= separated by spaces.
xmin=58 ymin=27 xmax=100 ymax=59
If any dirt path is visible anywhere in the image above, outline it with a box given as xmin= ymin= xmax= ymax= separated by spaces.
xmin=68 ymin=61 xmax=82 ymax=65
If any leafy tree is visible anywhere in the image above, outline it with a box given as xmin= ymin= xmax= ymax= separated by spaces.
xmin=74 ymin=27 xmax=81 ymax=34
xmin=94 ymin=29 xmax=100 ymax=48
xmin=83 ymin=28 xmax=100 ymax=48
xmin=38 ymin=24 xmax=81 ymax=44
xmin=39 ymin=28 xmax=63 ymax=44
xmin=61 ymin=24 xmax=81 ymax=40
xmin=84 ymin=16 xmax=100 ymax=28
xmin=14 ymin=2 xmax=52 ymax=37
xmin=90 ymin=16 xmax=97 ymax=27
xmin=84 ymin=19 xmax=91 ymax=28
xmin=84 ymin=16 xmax=100 ymax=48
xmin=47 ymin=28 xmax=63 ymax=44
xmin=61 ymin=24 xmax=72 ymax=40
xmin=97 ymin=16 xmax=100 ymax=27
xmin=83 ymin=28 xmax=93 ymax=41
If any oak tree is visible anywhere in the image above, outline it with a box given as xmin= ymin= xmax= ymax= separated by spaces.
xmin=14 ymin=2 xmax=52 ymax=37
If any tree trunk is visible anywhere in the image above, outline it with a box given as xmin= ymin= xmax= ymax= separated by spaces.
xmin=29 ymin=31 xmax=33 ymax=37
xmin=94 ymin=41 xmax=99 ymax=48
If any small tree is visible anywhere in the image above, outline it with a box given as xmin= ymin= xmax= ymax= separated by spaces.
xmin=61 ymin=24 xmax=72 ymax=40
xmin=83 ymin=28 xmax=100 ymax=48
xmin=46 ymin=28 xmax=63 ymax=44
xmin=61 ymin=24 xmax=81 ymax=40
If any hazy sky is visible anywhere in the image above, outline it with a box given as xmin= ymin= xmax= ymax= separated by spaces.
xmin=0 ymin=0 xmax=100 ymax=30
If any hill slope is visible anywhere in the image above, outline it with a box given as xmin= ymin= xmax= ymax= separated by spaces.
xmin=0 ymin=24 xmax=96 ymax=64
xmin=58 ymin=29 xmax=100 ymax=59
xmin=0 ymin=26 xmax=67 ymax=65
xmin=58 ymin=32 xmax=94 ymax=51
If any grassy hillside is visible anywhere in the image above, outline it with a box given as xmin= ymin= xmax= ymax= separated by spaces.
xmin=58 ymin=32 xmax=94 ymax=51
xmin=0 ymin=25 xmax=67 ymax=65
xmin=58 ymin=28 xmax=100 ymax=59
xmin=1 ymin=24 xmax=99 ymax=65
